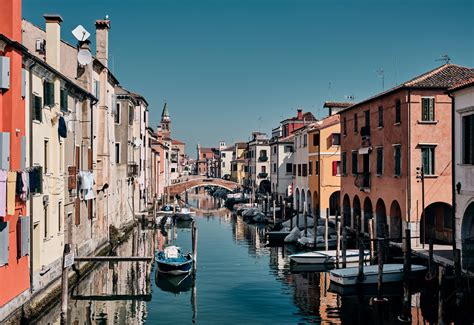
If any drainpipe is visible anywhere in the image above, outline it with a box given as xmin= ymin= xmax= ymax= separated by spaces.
xmin=448 ymin=93 xmax=456 ymax=251
xmin=407 ymin=89 xmax=411 ymax=229
xmin=28 ymin=59 xmax=36 ymax=292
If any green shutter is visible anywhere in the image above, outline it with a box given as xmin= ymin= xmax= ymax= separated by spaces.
xmin=34 ymin=95 xmax=43 ymax=122
xmin=60 ymin=89 xmax=68 ymax=112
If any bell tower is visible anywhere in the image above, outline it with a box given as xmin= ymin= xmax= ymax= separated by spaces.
xmin=161 ymin=101 xmax=171 ymax=139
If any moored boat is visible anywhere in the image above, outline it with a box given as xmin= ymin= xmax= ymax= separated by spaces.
xmin=155 ymin=246 xmax=193 ymax=275
xmin=174 ymin=207 xmax=195 ymax=221
xmin=329 ymin=264 xmax=427 ymax=286
xmin=289 ymin=249 xmax=370 ymax=265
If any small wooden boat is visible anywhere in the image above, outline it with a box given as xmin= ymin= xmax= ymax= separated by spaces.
xmin=289 ymin=249 xmax=370 ymax=265
xmin=267 ymin=227 xmax=291 ymax=242
xmin=296 ymin=234 xmax=337 ymax=249
xmin=174 ymin=207 xmax=195 ymax=221
xmin=330 ymin=264 xmax=427 ymax=286
xmin=155 ymin=246 xmax=193 ymax=275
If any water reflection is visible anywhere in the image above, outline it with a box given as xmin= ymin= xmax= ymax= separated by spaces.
xmin=30 ymin=192 xmax=473 ymax=324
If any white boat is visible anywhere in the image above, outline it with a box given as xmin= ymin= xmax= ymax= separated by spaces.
xmin=157 ymin=204 xmax=174 ymax=216
xmin=174 ymin=207 xmax=195 ymax=221
xmin=297 ymin=234 xmax=338 ymax=249
xmin=330 ymin=264 xmax=427 ymax=286
xmin=290 ymin=249 xmax=370 ymax=265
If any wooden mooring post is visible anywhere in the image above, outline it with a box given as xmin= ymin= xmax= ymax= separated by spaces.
xmin=342 ymin=222 xmax=347 ymax=268
xmin=375 ymin=238 xmax=386 ymax=303
xmin=325 ymin=210 xmax=329 ymax=251
xmin=192 ymin=221 xmax=198 ymax=274
xmin=290 ymin=202 xmax=294 ymax=229
xmin=438 ymin=266 xmax=445 ymax=325
xmin=369 ymin=219 xmax=375 ymax=264
xmin=398 ymin=228 xmax=412 ymax=323
xmin=272 ymin=199 xmax=276 ymax=225
xmin=336 ymin=221 xmax=341 ymax=268
xmin=357 ymin=236 xmax=364 ymax=283
xmin=60 ymin=244 xmax=72 ymax=324
xmin=304 ymin=202 xmax=308 ymax=237
xmin=428 ymin=239 xmax=434 ymax=277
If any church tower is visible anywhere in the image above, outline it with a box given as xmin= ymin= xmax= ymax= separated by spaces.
xmin=161 ymin=101 xmax=171 ymax=139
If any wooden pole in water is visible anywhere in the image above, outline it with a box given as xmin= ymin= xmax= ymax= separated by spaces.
xmin=290 ymin=202 xmax=294 ymax=229
xmin=60 ymin=244 xmax=71 ymax=325
xmin=369 ymin=219 xmax=375 ymax=264
xmin=377 ymin=238 xmax=384 ymax=300
xmin=273 ymin=199 xmax=276 ymax=225
xmin=336 ymin=221 xmax=341 ymax=267
xmin=401 ymin=228 xmax=412 ymax=322
xmin=325 ymin=210 xmax=329 ymax=251
xmin=357 ymin=236 xmax=364 ymax=283
xmin=438 ymin=266 xmax=445 ymax=325
xmin=192 ymin=221 xmax=198 ymax=274
xmin=304 ymin=201 xmax=307 ymax=237
xmin=428 ymin=239 xmax=434 ymax=277
xmin=342 ymin=217 xmax=347 ymax=268
xmin=313 ymin=205 xmax=318 ymax=248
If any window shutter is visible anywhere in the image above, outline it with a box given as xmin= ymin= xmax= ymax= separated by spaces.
xmin=68 ymin=166 xmax=77 ymax=190
xmin=75 ymin=197 xmax=80 ymax=226
xmin=34 ymin=95 xmax=42 ymax=122
xmin=60 ymin=89 xmax=68 ymax=112
xmin=0 ymin=132 xmax=11 ymax=170
xmin=20 ymin=216 xmax=30 ymax=256
xmin=332 ymin=161 xmax=337 ymax=176
xmin=429 ymin=98 xmax=435 ymax=120
xmin=0 ymin=221 xmax=9 ymax=265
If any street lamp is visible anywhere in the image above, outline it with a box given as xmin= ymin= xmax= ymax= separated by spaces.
xmin=416 ymin=166 xmax=426 ymax=248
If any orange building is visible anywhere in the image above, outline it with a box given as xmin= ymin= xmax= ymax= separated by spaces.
xmin=0 ymin=0 xmax=30 ymax=316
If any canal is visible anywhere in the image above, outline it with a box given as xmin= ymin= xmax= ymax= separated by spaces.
xmin=31 ymin=193 xmax=473 ymax=324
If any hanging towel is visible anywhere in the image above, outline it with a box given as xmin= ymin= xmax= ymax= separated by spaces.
xmin=21 ymin=171 xmax=28 ymax=201
xmin=16 ymin=172 xmax=23 ymax=195
xmin=0 ymin=171 xmax=7 ymax=217
xmin=58 ymin=116 xmax=67 ymax=138
xmin=7 ymin=171 xmax=16 ymax=215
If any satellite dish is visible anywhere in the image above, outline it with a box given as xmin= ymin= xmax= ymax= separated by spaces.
xmin=77 ymin=49 xmax=93 ymax=66
xmin=72 ymin=25 xmax=91 ymax=42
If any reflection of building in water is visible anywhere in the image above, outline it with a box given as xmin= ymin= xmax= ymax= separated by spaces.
xmin=231 ymin=216 xmax=268 ymax=257
xmin=32 ymin=226 xmax=156 ymax=324
xmin=268 ymin=246 xmax=289 ymax=279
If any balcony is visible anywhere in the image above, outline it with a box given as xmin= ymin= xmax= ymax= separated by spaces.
xmin=258 ymin=156 xmax=268 ymax=162
xmin=360 ymin=126 xmax=371 ymax=138
xmin=355 ymin=172 xmax=371 ymax=190
xmin=258 ymin=172 xmax=268 ymax=179
xmin=127 ymin=163 xmax=139 ymax=177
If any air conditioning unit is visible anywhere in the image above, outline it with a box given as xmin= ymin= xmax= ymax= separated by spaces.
xmin=35 ymin=38 xmax=45 ymax=52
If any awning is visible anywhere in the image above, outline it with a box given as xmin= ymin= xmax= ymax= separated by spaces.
xmin=358 ymin=147 xmax=372 ymax=155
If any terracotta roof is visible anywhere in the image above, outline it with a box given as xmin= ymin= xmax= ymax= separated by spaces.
xmin=172 ymin=139 xmax=185 ymax=145
xmin=235 ymin=142 xmax=248 ymax=149
xmin=309 ymin=114 xmax=340 ymax=131
xmin=339 ymin=64 xmax=474 ymax=114
xmin=448 ymin=77 xmax=474 ymax=92
xmin=323 ymin=102 xmax=353 ymax=108
xmin=282 ymin=111 xmax=317 ymax=123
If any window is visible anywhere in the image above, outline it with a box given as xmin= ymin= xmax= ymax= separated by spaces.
xmin=302 ymin=164 xmax=307 ymax=177
xmin=365 ymin=110 xmax=370 ymax=128
xmin=395 ymin=100 xmax=401 ymax=123
xmin=115 ymin=102 xmax=121 ymax=124
xmin=94 ymin=80 xmax=100 ymax=99
xmin=298 ymin=164 xmax=302 ymax=176
xmin=44 ymin=204 xmax=48 ymax=238
xmin=58 ymin=201 xmax=62 ymax=232
xmin=341 ymin=152 xmax=347 ymax=175
xmin=309 ymin=161 xmax=313 ymax=175
xmin=332 ymin=161 xmax=341 ymax=176
xmin=421 ymin=97 xmax=435 ymax=121
xmin=354 ymin=113 xmax=358 ymax=132
xmin=315 ymin=160 xmax=320 ymax=175
xmin=272 ymin=163 xmax=276 ymax=173
xmin=259 ymin=150 xmax=267 ymax=158
xmin=463 ymin=114 xmax=474 ymax=164
xmin=44 ymin=140 xmax=49 ymax=173
xmin=351 ymin=151 xmax=358 ymax=174
xmin=43 ymin=81 xmax=54 ymax=106
xmin=285 ymin=163 xmax=291 ymax=174
xmin=394 ymin=145 xmax=401 ymax=176
xmin=293 ymin=164 xmax=296 ymax=176
xmin=273 ymin=146 xmax=277 ymax=154
xmin=60 ymin=89 xmax=68 ymax=112
xmin=376 ymin=147 xmax=383 ymax=175
xmin=33 ymin=95 xmax=42 ymax=122
xmin=128 ymin=105 xmax=134 ymax=125
xmin=303 ymin=134 xmax=307 ymax=147
xmin=332 ymin=133 xmax=341 ymax=146
xmin=115 ymin=143 xmax=120 ymax=164
xmin=261 ymin=166 xmax=266 ymax=173
xmin=222 ymin=152 xmax=226 ymax=158
xmin=378 ymin=106 xmax=384 ymax=127
xmin=284 ymin=145 xmax=293 ymax=153
xmin=421 ymin=146 xmax=435 ymax=175
xmin=343 ymin=117 xmax=347 ymax=136
xmin=295 ymin=137 xmax=298 ymax=148
xmin=222 ymin=162 xmax=225 ymax=168
xmin=313 ymin=133 xmax=320 ymax=146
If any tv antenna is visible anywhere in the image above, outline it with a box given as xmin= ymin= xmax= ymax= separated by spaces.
xmin=345 ymin=95 xmax=355 ymax=101
xmin=72 ymin=25 xmax=91 ymax=42
xmin=376 ymin=68 xmax=385 ymax=90
xmin=436 ymin=54 xmax=451 ymax=64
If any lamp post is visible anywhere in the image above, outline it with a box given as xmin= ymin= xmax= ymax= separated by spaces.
xmin=416 ymin=166 xmax=426 ymax=248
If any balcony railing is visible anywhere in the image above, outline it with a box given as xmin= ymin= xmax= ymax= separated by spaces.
xmin=127 ymin=163 xmax=139 ymax=177
xmin=355 ymin=172 xmax=371 ymax=190
xmin=258 ymin=156 xmax=268 ymax=162
xmin=258 ymin=172 xmax=268 ymax=179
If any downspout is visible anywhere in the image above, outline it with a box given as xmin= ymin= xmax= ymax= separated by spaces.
xmin=407 ymin=89 xmax=411 ymax=229
xmin=89 ymin=96 xmax=97 ymax=241
xmin=448 ymin=93 xmax=456 ymax=251
xmin=28 ymin=59 xmax=36 ymax=292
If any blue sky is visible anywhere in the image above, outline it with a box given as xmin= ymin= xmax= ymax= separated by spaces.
xmin=23 ymin=0 xmax=474 ymax=155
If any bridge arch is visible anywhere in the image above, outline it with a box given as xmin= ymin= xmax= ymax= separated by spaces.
xmin=165 ymin=177 xmax=242 ymax=197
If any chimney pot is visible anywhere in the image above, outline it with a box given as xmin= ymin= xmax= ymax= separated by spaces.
xmin=43 ymin=14 xmax=63 ymax=24
xmin=297 ymin=109 xmax=303 ymax=119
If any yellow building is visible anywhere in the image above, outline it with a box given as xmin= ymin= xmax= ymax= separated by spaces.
xmin=308 ymin=113 xmax=342 ymax=219
xmin=231 ymin=142 xmax=247 ymax=185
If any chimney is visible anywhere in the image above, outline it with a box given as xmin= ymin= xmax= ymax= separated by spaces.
xmin=297 ymin=108 xmax=303 ymax=120
xmin=43 ymin=14 xmax=63 ymax=69
xmin=95 ymin=17 xmax=110 ymax=68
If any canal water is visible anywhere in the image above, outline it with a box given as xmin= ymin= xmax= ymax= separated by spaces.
xmin=31 ymin=193 xmax=473 ymax=324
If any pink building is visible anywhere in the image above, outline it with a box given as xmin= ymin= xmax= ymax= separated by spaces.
xmin=339 ymin=64 xmax=474 ymax=245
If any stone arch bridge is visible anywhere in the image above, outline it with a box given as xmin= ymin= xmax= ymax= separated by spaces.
xmin=165 ymin=177 xmax=241 ymax=197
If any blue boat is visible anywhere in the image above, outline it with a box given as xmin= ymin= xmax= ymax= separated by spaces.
xmin=155 ymin=246 xmax=193 ymax=275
